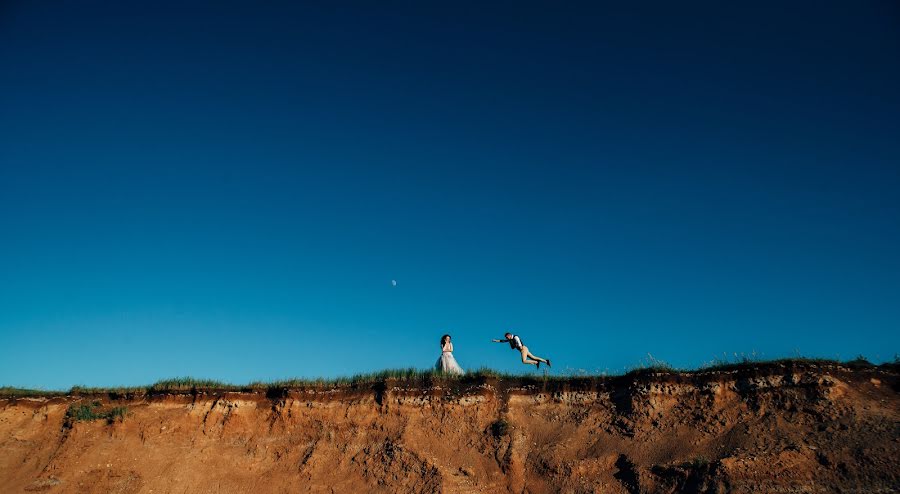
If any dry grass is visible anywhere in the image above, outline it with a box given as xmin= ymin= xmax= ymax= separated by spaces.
xmin=1 ymin=356 xmax=892 ymax=399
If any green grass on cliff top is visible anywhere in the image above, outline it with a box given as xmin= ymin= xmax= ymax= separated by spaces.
xmin=1 ymin=355 xmax=894 ymax=398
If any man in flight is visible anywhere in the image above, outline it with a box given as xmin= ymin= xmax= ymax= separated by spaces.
xmin=492 ymin=332 xmax=551 ymax=369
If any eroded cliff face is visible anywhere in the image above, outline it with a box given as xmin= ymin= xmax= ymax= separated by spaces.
xmin=1 ymin=364 xmax=897 ymax=494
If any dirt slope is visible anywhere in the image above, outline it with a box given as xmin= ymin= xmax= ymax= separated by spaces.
xmin=1 ymin=363 xmax=898 ymax=493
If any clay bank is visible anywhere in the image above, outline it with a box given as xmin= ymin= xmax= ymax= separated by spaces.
xmin=1 ymin=361 xmax=897 ymax=493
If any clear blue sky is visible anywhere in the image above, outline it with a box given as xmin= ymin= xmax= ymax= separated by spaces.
xmin=1 ymin=1 xmax=898 ymax=389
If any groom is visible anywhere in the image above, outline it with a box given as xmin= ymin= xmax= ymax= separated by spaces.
xmin=492 ymin=332 xmax=551 ymax=369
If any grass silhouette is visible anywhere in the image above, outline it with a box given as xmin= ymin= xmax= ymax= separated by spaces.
xmin=1 ymin=356 xmax=892 ymax=399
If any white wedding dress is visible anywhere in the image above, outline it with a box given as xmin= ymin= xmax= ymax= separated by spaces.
xmin=436 ymin=343 xmax=464 ymax=375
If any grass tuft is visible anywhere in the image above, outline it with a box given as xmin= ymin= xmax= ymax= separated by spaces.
xmin=698 ymin=356 xmax=840 ymax=373
xmin=624 ymin=353 xmax=679 ymax=377
xmin=64 ymin=401 xmax=128 ymax=426
xmin=148 ymin=377 xmax=234 ymax=393
xmin=0 ymin=387 xmax=59 ymax=398
xmin=845 ymin=355 xmax=874 ymax=369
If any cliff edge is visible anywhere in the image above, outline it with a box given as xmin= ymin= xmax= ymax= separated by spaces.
xmin=1 ymin=362 xmax=897 ymax=493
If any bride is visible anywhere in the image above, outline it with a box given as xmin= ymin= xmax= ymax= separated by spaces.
xmin=435 ymin=334 xmax=465 ymax=375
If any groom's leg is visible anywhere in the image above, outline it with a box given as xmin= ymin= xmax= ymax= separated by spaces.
xmin=527 ymin=351 xmax=548 ymax=364
xmin=520 ymin=350 xmax=538 ymax=365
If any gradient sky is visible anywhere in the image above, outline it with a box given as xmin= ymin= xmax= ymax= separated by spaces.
xmin=1 ymin=1 xmax=898 ymax=389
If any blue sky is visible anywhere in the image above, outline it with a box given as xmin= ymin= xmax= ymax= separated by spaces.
xmin=1 ymin=1 xmax=898 ymax=389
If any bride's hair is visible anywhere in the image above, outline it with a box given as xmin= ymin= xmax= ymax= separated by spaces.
xmin=440 ymin=334 xmax=451 ymax=346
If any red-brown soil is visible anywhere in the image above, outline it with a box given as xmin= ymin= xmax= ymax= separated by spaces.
xmin=1 ymin=362 xmax=897 ymax=493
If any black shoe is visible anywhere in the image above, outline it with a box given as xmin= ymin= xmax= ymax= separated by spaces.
xmin=536 ymin=361 xmax=541 ymax=369
xmin=546 ymin=359 xmax=552 ymax=368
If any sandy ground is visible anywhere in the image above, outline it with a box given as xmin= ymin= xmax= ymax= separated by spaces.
xmin=1 ymin=363 xmax=897 ymax=493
